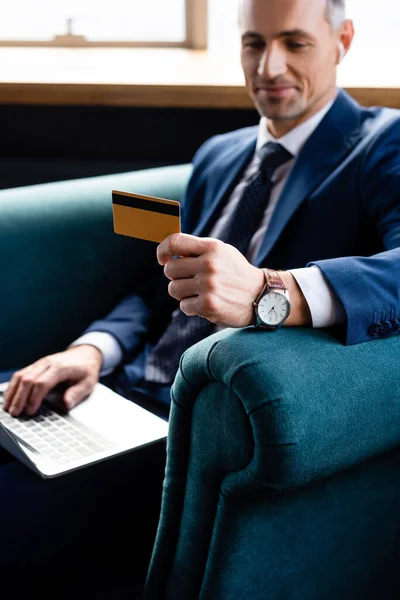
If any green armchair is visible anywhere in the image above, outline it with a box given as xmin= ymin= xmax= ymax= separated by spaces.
xmin=1 ymin=165 xmax=399 ymax=600
xmin=145 ymin=327 xmax=400 ymax=599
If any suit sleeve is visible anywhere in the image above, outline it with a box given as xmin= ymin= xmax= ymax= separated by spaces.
xmin=81 ymin=291 xmax=153 ymax=358
xmin=77 ymin=137 xmax=221 ymax=359
xmin=310 ymin=120 xmax=400 ymax=345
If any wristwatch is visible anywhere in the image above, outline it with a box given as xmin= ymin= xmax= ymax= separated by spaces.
xmin=254 ymin=268 xmax=291 ymax=330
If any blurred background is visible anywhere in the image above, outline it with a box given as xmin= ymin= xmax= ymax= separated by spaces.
xmin=0 ymin=0 xmax=398 ymax=190
xmin=1 ymin=0 xmax=398 ymax=54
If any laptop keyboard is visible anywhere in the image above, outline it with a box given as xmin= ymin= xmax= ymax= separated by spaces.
xmin=0 ymin=393 xmax=116 ymax=466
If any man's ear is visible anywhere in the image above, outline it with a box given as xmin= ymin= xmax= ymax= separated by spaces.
xmin=337 ymin=19 xmax=355 ymax=64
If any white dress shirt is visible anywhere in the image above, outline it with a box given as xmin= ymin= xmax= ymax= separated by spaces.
xmin=72 ymin=99 xmax=345 ymax=374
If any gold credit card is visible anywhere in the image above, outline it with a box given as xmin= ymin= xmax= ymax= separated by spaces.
xmin=112 ymin=190 xmax=181 ymax=243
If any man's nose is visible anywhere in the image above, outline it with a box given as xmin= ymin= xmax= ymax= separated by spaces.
xmin=257 ymin=44 xmax=287 ymax=79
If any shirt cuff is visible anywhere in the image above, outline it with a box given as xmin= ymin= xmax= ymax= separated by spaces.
xmin=69 ymin=332 xmax=123 ymax=376
xmin=289 ymin=265 xmax=346 ymax=328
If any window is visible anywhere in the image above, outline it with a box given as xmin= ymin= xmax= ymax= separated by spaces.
xmin=0 ymin=0 xmax=207 ymax=49
xmin=337 ymin=0 xmax=398 ymax=87
xmin=347 ymin=0 xmax=400 ymax=42
xmin=208 ymin=0 xmax=399 ymax=87
xmin=1 ymin=0 xmax=397 ymax=60
xmin=209 ymin=0 xmax=399 ymax=54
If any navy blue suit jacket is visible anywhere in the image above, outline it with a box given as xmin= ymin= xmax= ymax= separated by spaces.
xmin=86 ymin=89 xmax=400 ymax=368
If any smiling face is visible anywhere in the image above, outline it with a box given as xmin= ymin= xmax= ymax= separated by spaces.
xmin=239 ymin=0 xmax=353 ymax=136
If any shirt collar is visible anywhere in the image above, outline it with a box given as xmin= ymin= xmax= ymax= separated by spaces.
xmin=256 ymin=93 xmax=337 ymax=157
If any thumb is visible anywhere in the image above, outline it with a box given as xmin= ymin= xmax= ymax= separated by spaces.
xmin=64 ymin=379 xmax=94 ymax=409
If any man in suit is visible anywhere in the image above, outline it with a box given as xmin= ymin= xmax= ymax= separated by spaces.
xmin=1 ymin=0 xmax=400 ymax=590
xmin=3 ymin=0 xmax=400 ymax=422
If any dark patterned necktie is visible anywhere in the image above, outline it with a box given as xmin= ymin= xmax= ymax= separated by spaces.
xmin=144 ymin=142 xmax=293 ymax=385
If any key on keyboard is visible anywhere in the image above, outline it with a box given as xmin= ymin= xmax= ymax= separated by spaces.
xmin=0 ymin=393 xmax=116 ymax=465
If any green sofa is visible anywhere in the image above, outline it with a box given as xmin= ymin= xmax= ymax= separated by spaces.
xmin=1 ymin=166 xmax=400 ymax=599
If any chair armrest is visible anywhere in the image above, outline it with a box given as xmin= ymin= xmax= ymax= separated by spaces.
xmin=172 ymin=326 xmax=400 ymax=493
xmin=145 ymin=327 xmax=400 ymax=599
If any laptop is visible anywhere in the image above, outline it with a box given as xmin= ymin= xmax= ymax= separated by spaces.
xmin=0 ymin=381 xmax=168 ymax=479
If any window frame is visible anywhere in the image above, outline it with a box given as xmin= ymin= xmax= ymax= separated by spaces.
xmin=0 ymin=0 xmax=207 ymax=50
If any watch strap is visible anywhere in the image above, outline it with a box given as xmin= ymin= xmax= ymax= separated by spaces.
xmin=255 ymin=269 xmax=286 ymax=305
xmin=261 ymin=268 xmax=286 ymax=292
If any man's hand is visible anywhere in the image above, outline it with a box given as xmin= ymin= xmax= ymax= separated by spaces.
xmin=158 ymin=233 xmax=312 ymax=328
xmin=158 ymin=233 xmax=265 ymax=327
xmin=3 ymin=345 xmax=103 ymax=417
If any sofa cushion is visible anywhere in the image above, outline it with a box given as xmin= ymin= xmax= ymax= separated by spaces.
xmin=0 ymin=165 xmax=191 ymax=369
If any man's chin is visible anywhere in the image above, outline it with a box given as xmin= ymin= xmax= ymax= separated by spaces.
xmin=255 ymin=97 xmax=306 ymax=122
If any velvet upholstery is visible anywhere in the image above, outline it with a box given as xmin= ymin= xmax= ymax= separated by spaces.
xmin=1 ymin=165 xmax=399 ymax=598
xmin=0 ymin=165 xmax=191 ymax=596
xmin=0 ymin=164 xmax=191 ymax=370
xmin=144 ymin=329 xmax=400 ymax=599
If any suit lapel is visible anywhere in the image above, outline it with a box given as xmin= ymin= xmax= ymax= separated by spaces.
xmin=254 ymin=89 xmax=363 ymax=265
xmin=192 ymin=136 xmax=257 ymax=237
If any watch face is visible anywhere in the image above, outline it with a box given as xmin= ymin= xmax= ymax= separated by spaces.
xmin=258 ymin=291 xmax=290 ymax=327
